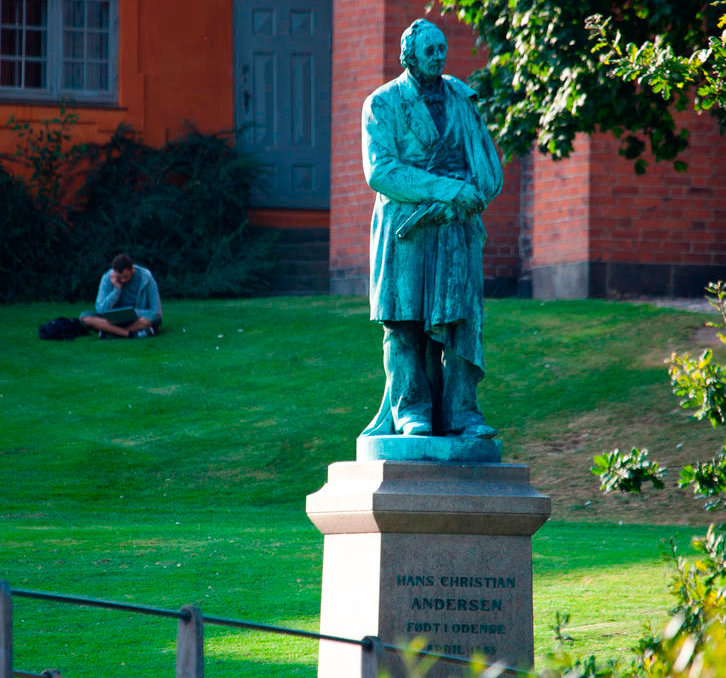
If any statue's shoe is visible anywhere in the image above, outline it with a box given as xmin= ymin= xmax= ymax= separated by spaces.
xmin=459 ymin=423 xmax=498 ymax=439
xmin=401 ymin=421 xmax=432 ymax=436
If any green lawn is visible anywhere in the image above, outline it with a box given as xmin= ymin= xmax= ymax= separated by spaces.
xmin=1 ymin=297 xmax=723 ymax=676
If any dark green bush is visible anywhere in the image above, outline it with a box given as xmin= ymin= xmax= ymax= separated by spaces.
xmin=0 ymin=114 xmax=275 ymax=302
xmin=0 ymin=164 xmax=71 ymax=301
xmin=70 ymin=124 xmax=276 ymax=301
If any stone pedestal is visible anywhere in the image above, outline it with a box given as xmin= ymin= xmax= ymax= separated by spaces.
xmin=306 ymin=440 xmax=551 ymax=678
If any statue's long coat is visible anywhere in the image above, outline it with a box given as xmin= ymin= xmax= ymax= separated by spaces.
xmin=361 ymin=71 xmax=503 ymax=378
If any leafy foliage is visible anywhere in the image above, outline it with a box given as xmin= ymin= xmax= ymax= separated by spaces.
xmin=679 ymin=448 xmax=726 ymax=511
xmin=0 ymin=111 xmax=275 ymax=302
xmin=2 ymin=103 xmax=87 ymax=214
xmin=669 ymin=282 xmax=726 ymax=429
xmin=70 ymin=124 xmax=276 ymax=301
xmin=0 ymin=105 xmax=92 ymax=300
xmin=669 ymin=348 xmax=726 ymax=428
xmin=578 ymin=281 xmax=726 ymax=678
xmin=0 ymin=164 xmax=69 ymax=300
xmin=664 ymin=527 xmax=726 ymax=636
xmin=541 ymin=621 xmax=619 ymax=678
xmin=586 ymin=3 xmax=726 ymax=117
xmin=592 ymin=448 xmax=666 ymax=494
xmin=434 ymin=0 xmax=722 ymax=172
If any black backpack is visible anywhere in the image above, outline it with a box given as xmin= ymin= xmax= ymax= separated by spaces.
xmin=38 ymin=317 xmax=89 ymax=341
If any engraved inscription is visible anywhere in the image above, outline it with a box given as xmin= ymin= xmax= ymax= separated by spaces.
xmin=395 ymin=572 xmax=516 ymax=658
xmin=410 ymin=598 xmax=502 ymax=611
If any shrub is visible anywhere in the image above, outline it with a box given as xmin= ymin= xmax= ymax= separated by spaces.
xmin=0 ymin=105 xmax=89 ymax=302
xmin=0 ymin=110 xmax=275 ymax=302
xmin=0 ymin=164 xmax=70 ymax=302
xmin=70 ymin=124 xmax=276 ymax=301
xmin=583 ymin=281 xmax=726 ymax=678
xmin=5 ymin=103 xmax=86 ymax=216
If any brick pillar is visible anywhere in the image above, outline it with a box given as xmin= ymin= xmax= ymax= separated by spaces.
xmin=517 ymin=153 xmax=534 ymax=296
xmin=530 ymin=136 xmax=593 ymax=299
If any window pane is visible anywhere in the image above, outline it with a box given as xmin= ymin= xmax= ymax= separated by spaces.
xmin=25 ymin=0 xmax=46 ymax=26
xmin=1 ymin=0 xmax=116 ymax=98
xmin=0 ymin=57 xmax=20 ymax=85
xmin=24 ymin=57 xmax=44 ymax=86
xmin=63 ymin=0 xmax=84 ymax=28
xmin=86 ymin=30 xmax=105 ymax=58
xmin=1 ymin=27 xmax=19 ymax=55
xmin=63 ymin=29 xmax=82 ymax=57
xmin=86 ymin=60 xmax=106 ymax=89
xmin=87 ymin=1 xmax=108 ymax=29
xmin=63 ymin=59 xmax=83 ymax=88
xmin=25 ymin=27 xmax=45 ymax=56
xmin=2 ymin=1 xmax=23 ymax=25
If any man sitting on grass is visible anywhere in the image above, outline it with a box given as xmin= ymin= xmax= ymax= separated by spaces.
xmin=80 ymin=254 xmax=162 ymax=339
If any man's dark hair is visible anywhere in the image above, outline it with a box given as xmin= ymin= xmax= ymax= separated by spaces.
xmin=111 ymin=254 xmax=133 ymax=273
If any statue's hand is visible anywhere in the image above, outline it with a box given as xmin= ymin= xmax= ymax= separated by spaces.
xmin=435 ymin=203 xmax=459 ymax=224
xmin=453 ymin=184 xmax=486 ymax=214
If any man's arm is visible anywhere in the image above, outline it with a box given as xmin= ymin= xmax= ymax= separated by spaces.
xmin=94 ymin=271 xmax=121 ymax=313
xmin=136 ymin=272 xmax=162 ymax=323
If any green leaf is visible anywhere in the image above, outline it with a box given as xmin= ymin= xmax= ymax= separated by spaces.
xmin=674 ymin=160 xmax=688 ymax=172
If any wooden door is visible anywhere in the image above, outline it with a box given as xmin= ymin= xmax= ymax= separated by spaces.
xmin=234 ymin=0 xmax=331 ymax=209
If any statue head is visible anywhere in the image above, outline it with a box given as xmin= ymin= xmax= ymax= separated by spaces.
xmin=400 ymin=19 xmax=448 ymax=85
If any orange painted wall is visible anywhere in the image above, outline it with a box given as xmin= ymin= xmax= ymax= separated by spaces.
xmin=135 ymin=0 xmax=235 ymax=145
xmin=0 ymin=0 xmax=330 ymax=231
xmin=0 ymin=0 xmax=235 ymax=167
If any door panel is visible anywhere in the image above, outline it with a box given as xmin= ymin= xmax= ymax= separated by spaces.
xmin=235 ymin=0 xmax=331 ymax=209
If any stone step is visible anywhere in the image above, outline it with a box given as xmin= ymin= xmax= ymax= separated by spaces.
xmin=276 ymin=258 xmax=329 ymax=276
xmin=262 ymin=226 xmax=330 ymax=295
xmin=276 ymin=241 xmax=329 ymax=262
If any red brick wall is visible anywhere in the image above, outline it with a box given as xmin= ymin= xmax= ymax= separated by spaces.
xmin=486 ymin=161 xmax=522 ymax=294
xmin=329 ymin=2 xmax=521 ymax=295
xmin=531 ymin=108 xmax=726 ymax=298
xmin=328 ymin=0 xmax=386 ymax=294
xmin=588 ymin=112 xmax=726 ymax=269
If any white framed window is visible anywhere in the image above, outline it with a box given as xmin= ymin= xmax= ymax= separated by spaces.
xmin=0 ymin=0 xmax=118 ymax=103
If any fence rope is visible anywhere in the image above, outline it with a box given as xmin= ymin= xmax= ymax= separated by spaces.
xmin=11 ymin=589 xmax=189 ymax=622
xmin=11 ymin=588 xmax=370 ymax=649
xmin=9 ymin=586 xmax=530 ymax=676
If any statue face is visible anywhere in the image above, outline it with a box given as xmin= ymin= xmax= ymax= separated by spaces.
xmin=411 ymin=27 xmax=447 ymax=83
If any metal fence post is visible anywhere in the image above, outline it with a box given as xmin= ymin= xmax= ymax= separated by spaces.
xmin=361 ymin=636 xmax=384 ymax=678
xmin=176 ymin=605 xmax=203 ymax=678
xmin=0 ymin=581 xmax=11 ymax=678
